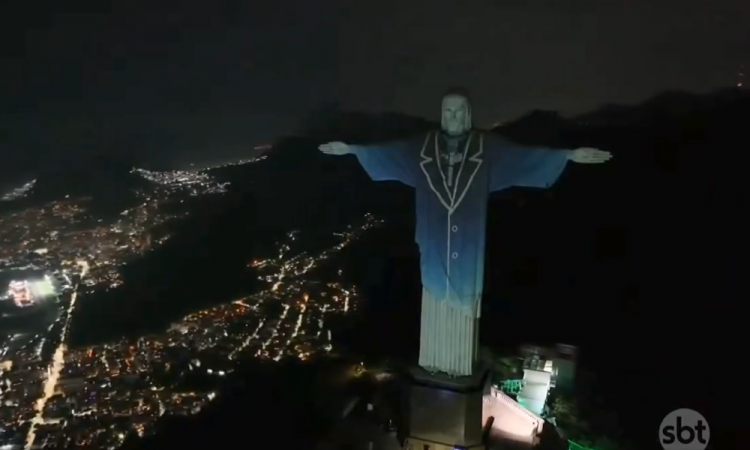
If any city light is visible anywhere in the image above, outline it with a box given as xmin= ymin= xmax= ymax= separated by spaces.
xmin=1 ymin=179 xmax=36 ymax=202
xmin=25 ymin=262 xmax=88 ymax=450
xmin=0 ymin=151 xmax=379 ymax=449
xmin=0 ymin=203 xmax=381 ymax=449
xmin=0 ymin=157 xmax=276 ymax=448
xmin=130 ymin=167 xmax=229 ymax=196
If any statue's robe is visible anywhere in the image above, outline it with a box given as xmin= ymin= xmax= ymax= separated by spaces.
xmin=350 ymin=130 xmax=568 ymax=376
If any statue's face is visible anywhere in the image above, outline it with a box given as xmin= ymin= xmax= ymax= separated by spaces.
xmin=441 ymin=95 xmax=471 ymax=136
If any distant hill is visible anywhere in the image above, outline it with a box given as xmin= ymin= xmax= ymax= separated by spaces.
xmin=572 ymin=87 xmax=749 ymax=127
xmin=494 ymin=109 xmax=571 ymax=146
xmin=0 ymin=154 xmax=150 ymax=217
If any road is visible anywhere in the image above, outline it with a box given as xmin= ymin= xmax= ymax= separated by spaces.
xmin=25 ymin=261 xmax=89 ymax=449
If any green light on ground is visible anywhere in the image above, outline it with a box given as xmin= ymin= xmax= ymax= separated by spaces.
xmin=568 ymin=440 xmax=596 ymax=450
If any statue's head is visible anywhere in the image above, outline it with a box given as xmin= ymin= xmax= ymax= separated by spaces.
xmin=441 ymin=87 xmax=472 ymax=136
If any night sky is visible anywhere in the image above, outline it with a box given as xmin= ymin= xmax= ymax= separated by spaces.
xmin=1 ymin=0 xmax=748 ymax=173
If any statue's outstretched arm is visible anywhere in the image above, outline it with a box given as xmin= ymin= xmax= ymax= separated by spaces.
xmin=486 ymin=135 xmax=612 ymax=192
xmin=487 ymin=135 xmax=570 ymax=192
xmin=319 ymin=139 xmax=418 ymax=187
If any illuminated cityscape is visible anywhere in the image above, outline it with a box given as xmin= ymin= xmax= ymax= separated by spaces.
xmin=0 ymin=158 xmax=383 ymax=449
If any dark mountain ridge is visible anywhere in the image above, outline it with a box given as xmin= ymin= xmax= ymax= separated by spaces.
xmin=0 ymin=154 xmax=149 ymax=217
xmin=574 ymin=87 xmax=748 ymax=127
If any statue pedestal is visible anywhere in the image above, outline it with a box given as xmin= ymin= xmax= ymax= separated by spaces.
xmin=403 ymin=366 xmax=489 ymax=450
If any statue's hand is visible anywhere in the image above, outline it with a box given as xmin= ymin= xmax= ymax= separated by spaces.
xmin=567 ymin=147 xmax=612 ymax=164
xmin=318 ymin=141 xmax=351 ymax=155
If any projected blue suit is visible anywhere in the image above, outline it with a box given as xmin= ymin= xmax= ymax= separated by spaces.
xmin=351 ymin=130 xmax=569 ymax=314
xmin=322 ymin=89 xmax=611 ymax=376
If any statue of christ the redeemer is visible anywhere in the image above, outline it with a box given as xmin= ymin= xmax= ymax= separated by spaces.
xmin=319 ymin=88 xmax=611 ymax=377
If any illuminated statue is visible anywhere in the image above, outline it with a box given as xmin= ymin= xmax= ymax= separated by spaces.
xmin=319 ymin=88 xmax=611 ymax=377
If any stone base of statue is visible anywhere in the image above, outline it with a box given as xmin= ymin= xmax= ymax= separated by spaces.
xmin=402 ymin=365 xmax=490 ymax=450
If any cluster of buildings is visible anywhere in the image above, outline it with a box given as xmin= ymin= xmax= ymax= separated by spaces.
xmin=0 ymin=200 xmax=88 ymax=266
xmin=0 ymin=163 xmax=254 ymax=449
xmin=0 ymin=332 xmax=54 ymax=445
xmin=0 ymin=186 xmax=382 ymax=449
xmin=0 ymin=160 xmax=263 ymax=291
xmin=128 ymin=154 xmax=269 ymax=195
xmin=0 ymin=197 xmax=161 ymax=290
xmin=0 ymin=163 xmax=236 ymax=292
xmin=130 ymin=166 xmax=232 ymax=197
